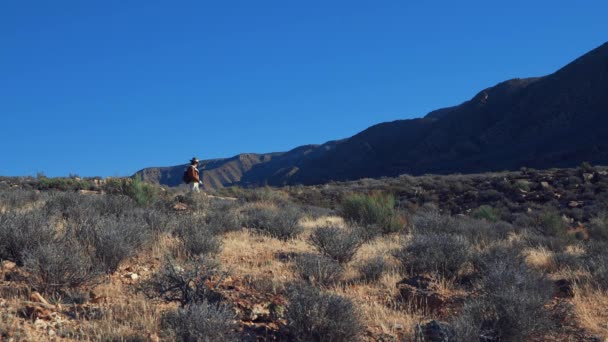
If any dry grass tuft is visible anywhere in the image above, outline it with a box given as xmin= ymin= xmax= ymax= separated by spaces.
xmin=571 ymin=285 xmax=608 ymax=339
xmin=523 ymin=247 xmax=556 ymax=272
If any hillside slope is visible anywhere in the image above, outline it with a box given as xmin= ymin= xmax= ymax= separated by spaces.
xmin=137 ymin=42 xmax=608 ymax=188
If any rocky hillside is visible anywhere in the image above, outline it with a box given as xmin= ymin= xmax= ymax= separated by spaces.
xmin=137 ymin=42 xmax=608 ymax=189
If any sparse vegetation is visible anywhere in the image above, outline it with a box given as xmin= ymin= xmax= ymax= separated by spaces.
xmin=286 ymin=283 xmax=362 ymax=342
xmin=340 ymin=192 xmax=404 ymax=235
xmin=293 ymin=253 xmax=344 ymax=287
xmin=162 ymin=302 xmax=239 ymax=342
xmin=0 ymin=166 xmax=607 ymax=340
xmin=309 ymin=224 xmax=362 ymax=264
xmin=394 ymin=233 xmax=472 ymax=279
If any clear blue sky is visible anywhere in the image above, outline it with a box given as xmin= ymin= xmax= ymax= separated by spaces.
xmin=1 ymin=1 xmax=606 ymax=177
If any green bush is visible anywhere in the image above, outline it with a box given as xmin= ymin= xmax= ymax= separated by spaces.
xmin=340 ymin=192 xmax=404 ymax=235
xmin=536 ymin=208 xmax=568 ymax=238
xmin=470 ymin=205 xmax=500 ymax=222
xmin=103 ymin=176 xmax=159 ymax=206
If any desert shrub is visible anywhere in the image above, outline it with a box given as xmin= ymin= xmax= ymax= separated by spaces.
xmin=513 ymin=179 xmax=530 ymax=192
xmin=357 ymin=256 xmax=387 ymax=282
xmin=162 ymin=301 xmax=239 ymax=342
xmin=579 ymin=242 xmax=608 ymax=290
xmin=0 ymin=211 xmax=55 ymax=265
xmin=454 ymin=253 xmax=552 ymax=341
xmin=394 ymin=234 xmax=472 ymax=278
xmin=241 ymin=203 xmax=304 ymax=241
xmin=478 ymin=189 xmax=504 ymax=202
xmin=293 ymin=253 xmax=343 ymax=287
xmin=23 ymin=240 xmax=101 ymax=294
xmin=588 ymin=213 xmax=608 ymax=242
xmin=413 ymin=208 xmax=510 ymax=245
xmin=75 ymin=216 xmax=150 ymax=273
xmin=175 ymin=216 xmax=222 ymax=257
xmin=142 ymin=208 xmax=175 ymax=234
xmin=286 ymin=283 xmax=362 ymax=342
xmin=340 ymin=192 xmax=404 ymax=235
xmin=103 ymin=176 xmax=159 ymax=206
xmin=126 ymin=175 xmax=159 ymax=206
xmin=309 ymin=225 xmax=362 ymax=264
xmin=92 ymin=194 xmax=137 ymax=217
xmin=205 ymin=202 xmax=243 ymax=233
xmin=43 ymin=192 xmax=97 ymax=224
xmin=143 ymin=257 xmax=223 ymax=307
xmin=0 ymin=189 xmax=40 ymax=209
xmin=535 ymin=207 xmax=568 ymax=238
xmin=471 ymin=205 xmax=500 ymax=222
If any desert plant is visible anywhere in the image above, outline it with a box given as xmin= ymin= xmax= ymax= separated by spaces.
xmin=357 ymin=256 xmax=387 ymax=283
xmin=0 ymin=189 xmax=40 ymax=209
xmin=589 ymin=213 xmax=608 ymax=242
xmin=0 ymin=211 xmax=55 ymax=265
xmin=162 ymin=301 xmax=239 ymax=342
xmin=127 ymin=175 xmax=159 ymax=206
xmin=309 ymin=225 xmax=363 ymax=264
xmin=175 ymin=216 xmax=222 ymax=257
xmin=75 ymin=216 xmax=150 ymax=273
xmin=470 ymin=205 xmax=500 ymax=222
xmin=535 ymin=207 xmax=568 ymax=238
xmin=205 ymin=202 xmax=243 ymax=233
xmin=242 ymin=204 xmax=304 ymax=241
xmin=394 ymin=234 xmax=472 ymax=278
xmin=142 ymin=257 xmax=223 ymax=307
xmin=286 ymin=282 xmax=362 ymax=342
xmin=293 ymin=253 xmax=344 ymax=287
xmin=23 ymin=240 xmax=101 ymax=294
xmin=454 ymin=253 xmax=552 ymax=341
xmin=340 ymin=192 xmax=404 ymax=235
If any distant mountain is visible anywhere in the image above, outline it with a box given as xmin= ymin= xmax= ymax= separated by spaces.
xmin=136 ymin=42 xmax=608 ymax=189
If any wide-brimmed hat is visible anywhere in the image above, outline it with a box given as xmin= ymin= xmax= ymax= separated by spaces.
xmin=190 ymin=157 xmax=199 ymax=164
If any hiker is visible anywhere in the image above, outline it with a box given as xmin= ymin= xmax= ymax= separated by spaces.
xmin=185 ymin=157 xmax=202 ymax=192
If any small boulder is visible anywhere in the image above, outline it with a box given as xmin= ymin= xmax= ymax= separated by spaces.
xmin=540 ymin=181 xmax=550 ymax=188
xmin=553 ymin=279 xmax=574 ymax=298
xmin=125 ymin=272 xmax=139 ymax=280
xmin=30 ymin=292 xmax=50 ymax=306
xmin=416 ymin=320 xmax=455 ymax=342
xmin=1 ymin=260 xmax=16 ymax=271
xmin=173 ymin=203 xmax=188 ymax=211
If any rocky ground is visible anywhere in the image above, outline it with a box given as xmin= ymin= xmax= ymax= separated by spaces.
xmin=0 ymin=168 xmax=607 ymax=341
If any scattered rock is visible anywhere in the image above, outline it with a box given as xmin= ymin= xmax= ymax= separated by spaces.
xmin=1 ymin=260 xmax=17 ymax=271
xmin=553 ymin=279 xmax=574 ymax=298
xmin=398 ymin=275 xmax=433 ymax=289
xmin=416 ymin=320 xmax=455 ymax=342
xmin=540 ymin=181 xmax=550 ymax=188
xmin=30 ymin=292 xmax=50 ymax=306
xmin=241 ymin=303 xmax=271 ymax=322
xmin=24 ymin=305 xmax=53 ymax=320
xmin=173 ymin=203 xmax=188 ymax=211
xmin=125 ymin=272 xmax=139 ymax=280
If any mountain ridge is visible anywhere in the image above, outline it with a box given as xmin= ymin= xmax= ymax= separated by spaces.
xmin=136 ymin=42 xmax=608 ymax=189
